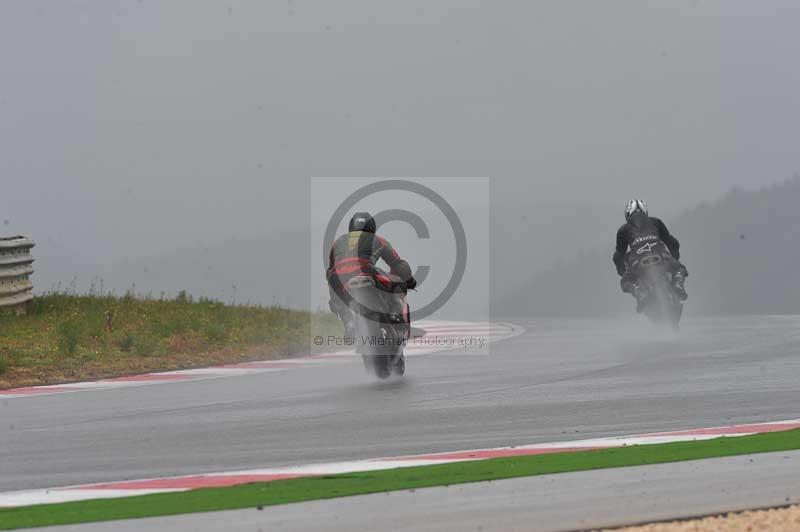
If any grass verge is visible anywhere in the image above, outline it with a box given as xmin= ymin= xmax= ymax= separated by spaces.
xmin=2 ymin=429 xmax=799 ymax=530
xmin=0 ymin=293 xmax=339 ymax=389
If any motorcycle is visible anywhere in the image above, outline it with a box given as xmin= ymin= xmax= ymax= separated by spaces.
xmin=344 ymin=274 xmax=410 ymax=379
xmin=631 ymin=253 xmax=684 ymax=330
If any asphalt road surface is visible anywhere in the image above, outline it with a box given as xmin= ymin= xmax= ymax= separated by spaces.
xmin=20 ymin=450 xmax=800 ymax=532
xmin=2 ymin=316 xmax=799 ymax=494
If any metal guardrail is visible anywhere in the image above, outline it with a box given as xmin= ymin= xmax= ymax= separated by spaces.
xmin=0 ymin=236 xmax=35 ymax=311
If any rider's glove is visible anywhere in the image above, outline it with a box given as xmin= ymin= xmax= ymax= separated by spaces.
xmin=405 ymin=277 xmax=417 ymax=290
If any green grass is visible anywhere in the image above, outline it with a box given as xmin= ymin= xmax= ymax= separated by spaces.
xmin=1 ymin=429 xmax=798 ymax=530
xmin=0 ymin=292 xmax=339 ymax=388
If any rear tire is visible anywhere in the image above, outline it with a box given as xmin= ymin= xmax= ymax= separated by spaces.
xmin=373 ymin=354 xmax=392 ymax=379
xmin=639 ymin=270 xmax=683 ymax=331
xmin=348 ymin=283 xmax=406 ymax=380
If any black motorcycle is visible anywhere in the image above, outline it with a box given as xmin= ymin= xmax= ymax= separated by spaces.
xmin=631 ymin=253 xmax=684 ymax=330
xmin=344 ymin=274 xmax=410 ymax=379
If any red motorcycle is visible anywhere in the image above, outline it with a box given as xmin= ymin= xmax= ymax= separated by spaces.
xmin=344 ymin=272 xmax=410 ymax=379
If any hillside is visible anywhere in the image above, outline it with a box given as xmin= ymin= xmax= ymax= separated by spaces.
xmin=499 ymin=178 xmax=800 ymax=317
xmin=102 ymin=202 xmax=620 ymax=320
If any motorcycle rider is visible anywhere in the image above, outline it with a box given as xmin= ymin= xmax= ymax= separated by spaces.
xmin=613 ymin=199 xmax=688 ymax=311
xmin=326 ymin=212 xmax=417 ymax=335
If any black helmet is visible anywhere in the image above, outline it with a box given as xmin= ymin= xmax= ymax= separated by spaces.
xmin=348 ymin=212 xmax=376 ymax=233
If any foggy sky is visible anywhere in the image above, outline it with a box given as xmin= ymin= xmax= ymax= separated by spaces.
xmin=2 ymin=1 xmax=799 ymax=297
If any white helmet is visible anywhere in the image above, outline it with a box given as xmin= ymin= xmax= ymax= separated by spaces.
xmin=624 ymin=199 xmax=648 ymax=220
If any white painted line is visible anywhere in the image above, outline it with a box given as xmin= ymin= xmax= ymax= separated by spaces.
xmin=0 ymin=417 xmax=794 ymax=508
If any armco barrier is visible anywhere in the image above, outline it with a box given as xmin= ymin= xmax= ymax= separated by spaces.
xmin=0 ymin=236 xmax=35 ymax=312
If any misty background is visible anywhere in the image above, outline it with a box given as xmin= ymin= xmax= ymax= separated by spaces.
xmin=2 ymin=1 xmax=799 ymax=318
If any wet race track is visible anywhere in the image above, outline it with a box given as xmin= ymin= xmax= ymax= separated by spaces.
xmin=3 ymin=315 xmax=798 ymax=496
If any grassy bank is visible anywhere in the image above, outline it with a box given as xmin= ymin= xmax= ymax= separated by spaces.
xmin=1 ymin=429 xmax=798 ymax=530
xmin=0 ymin=293 xmax=339 ymax=389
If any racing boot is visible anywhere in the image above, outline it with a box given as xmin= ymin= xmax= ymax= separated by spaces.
xmin=391 ymin=352 xmax=405 ymax=376
xmin=620 ymin=278 xmax=635 ymax=294
xmin=673 ymin=272 xmax=688 ymax=301
xmin=344 ymin=319 xmax=356 ymax=343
